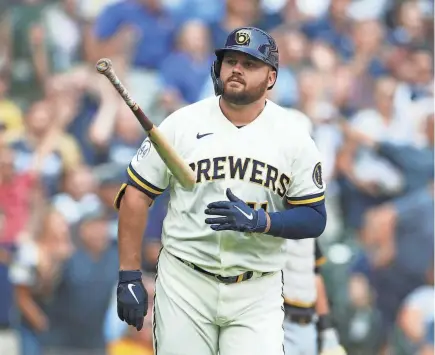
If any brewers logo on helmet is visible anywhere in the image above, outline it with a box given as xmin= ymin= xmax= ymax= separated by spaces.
xmin=235 ymin=29 xmax=251 ymax=45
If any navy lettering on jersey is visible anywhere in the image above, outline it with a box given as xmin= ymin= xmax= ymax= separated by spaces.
xmin=197 ymin=158 xmax=212 ymax=182
xmin=250 ymin=160 xmax=265 ymax=185
xmin=277 ymin=173 xmax=290 ymax=197
xmin=189 ymin=156 xmax=290 ymax=196
xmin=264 ymin=164 xmax=279 ymax=192
xmin=228 ymin=156 xmax=250 ymax=180
xmin=212 ymin=157 xmax=227 ymax=180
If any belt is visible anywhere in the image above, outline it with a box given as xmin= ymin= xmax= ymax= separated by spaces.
xmin=284 ymin=304 xmax=315 ymax=325
xmin=287 ymin=313 xmax=313 ymax=325
xmin=173 ymin=255 xmax=272 ymax=284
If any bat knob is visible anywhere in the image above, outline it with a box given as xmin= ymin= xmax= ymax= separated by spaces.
xmin=96 ymin=58 xmax=112 ymax=74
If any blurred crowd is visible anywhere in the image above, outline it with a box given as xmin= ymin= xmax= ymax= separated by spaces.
xmin=0 ymin=0 xmax=433 ymax=354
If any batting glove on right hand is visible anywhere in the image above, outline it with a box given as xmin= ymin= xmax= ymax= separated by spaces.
xmin=117 ymin=270 xmax=148 ymax=331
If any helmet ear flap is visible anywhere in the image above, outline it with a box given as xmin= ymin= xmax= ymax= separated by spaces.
xmin=211 ymin=60 xmax=224 ymax=96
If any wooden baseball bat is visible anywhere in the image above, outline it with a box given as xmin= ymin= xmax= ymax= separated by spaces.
xmin=95 ymin=58 xmax=196 ymax=190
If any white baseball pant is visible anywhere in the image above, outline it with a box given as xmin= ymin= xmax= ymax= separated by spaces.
xmin=152 ymin=248 xmax=285 ymax=355
xmin=283 ymin=318 xmax=318 ymax=355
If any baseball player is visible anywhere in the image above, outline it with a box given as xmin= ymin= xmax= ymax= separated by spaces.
xmin=114 ymin=27 xmax=327 ymax=355
xmin=283 ymin=239 xmax=347 ymax=355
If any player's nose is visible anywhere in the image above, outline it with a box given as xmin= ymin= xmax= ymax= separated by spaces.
xmin=231 ymin=63 xmax=243 ymax=75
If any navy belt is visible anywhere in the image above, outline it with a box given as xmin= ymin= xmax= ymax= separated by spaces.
xmin=173 ymin=255 xmax=271 ymax=284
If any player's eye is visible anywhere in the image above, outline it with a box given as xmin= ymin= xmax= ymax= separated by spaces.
xmin=226 ymin=58 xmax=237 ymax=65
xmin=244 ymin=61 xmax=255 ymax=68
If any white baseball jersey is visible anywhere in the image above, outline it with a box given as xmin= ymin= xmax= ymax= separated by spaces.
xmin=282 ymin=240 xmax=327 ymax=307
xmin=116 ymin=96 xmax=325 ymax=276
xmin=283 ymin=239 xmax=316 ymax=306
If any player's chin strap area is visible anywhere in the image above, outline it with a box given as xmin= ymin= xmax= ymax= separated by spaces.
xmin=211 ymin=60 xmax=224 ymax=96
xmin=173 ymin=254 xmax=273 ymax=284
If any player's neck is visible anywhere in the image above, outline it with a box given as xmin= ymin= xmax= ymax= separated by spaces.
xmin=219 ymin=96 xmax=267 ymax=126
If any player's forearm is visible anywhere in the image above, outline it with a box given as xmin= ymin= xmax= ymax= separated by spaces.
xmin=266 ymin=203 xmax=327 ymax=239
xmin=315 ymin=274 xmax=330 ymax=316
xmin=118 ymin=186 xmax=151 ymax=270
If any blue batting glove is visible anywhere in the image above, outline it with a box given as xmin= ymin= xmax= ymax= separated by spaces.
xmin=117 ymin=270 xmax=148 ymax=331
xmin=205 ymin=188 xmax=268 ymax=232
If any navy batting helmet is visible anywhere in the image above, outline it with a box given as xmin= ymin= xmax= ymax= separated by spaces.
xmin=211 ymin=27 xmax=279 ymax=96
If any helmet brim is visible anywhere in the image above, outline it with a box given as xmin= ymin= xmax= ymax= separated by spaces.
xmin=215 ymin=46 xmax=277 ymax=72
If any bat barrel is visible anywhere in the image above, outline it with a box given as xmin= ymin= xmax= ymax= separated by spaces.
xmin=95 ymin=58 xmax=138 ymax=111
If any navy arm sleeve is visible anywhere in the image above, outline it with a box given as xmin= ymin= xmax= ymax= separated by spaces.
xmin=266 ymin=202 xmax=327 ymax=240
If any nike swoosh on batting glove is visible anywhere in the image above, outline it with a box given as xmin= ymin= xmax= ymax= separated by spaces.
xmin=117 ymin=270 xmax=148 ymax=331
xmin=204 ymin=188 xmax=268 ymax=232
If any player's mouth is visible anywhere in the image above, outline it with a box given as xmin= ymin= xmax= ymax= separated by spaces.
xmin=228 ymin=77 xmax=245 ymax=85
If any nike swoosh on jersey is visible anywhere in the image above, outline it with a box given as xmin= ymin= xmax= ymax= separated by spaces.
xmin=234 ymin=205 xmax=253 ymax=220
xmin=128 ymin=283 xmax=140 ymax=304
xmin=196 ymin=132 xmax=213 ymax=139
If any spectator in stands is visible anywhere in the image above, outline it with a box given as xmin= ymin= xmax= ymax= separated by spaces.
xmin=42 ymin=209 xmax=118 ymax=355
xmin=389 ymin=1 xmax=430 ymax=48
xmin=0 ymin=147 xmax=39 ymax=246
xmin=163 ymin=0 xmax=224 ymax=24
xmin=330 ymin=64 xmax=358 ymax=117
xmin=1 ymin=0 xmax=52 ymax=109
xmin=337 ymin=76 xmax=415 ymax=231
xmin=0 ymin=72 xmax=23 ymax=135
xmin=159 ymin=20 xmax=213 ymax=114
xmin=109 ymin=117 xmax=142 ymax=165
xmin=52 ymin=165 xmax=102 ymax=227
xmin=342 ymin=112 xmax=434 ymax=194
xmin=0 ymin=144 xmax=47 ymax=337
xmin=354 ymin=183 xmax=434 ymax=353
xmin=9 ymin=209 xmax=73 ymax=355
xmin=348 ymin=19 xmax=388 ymax=78
xmin=309 ymin=40 xmax=341 ymax=88
xmin=337 ymin=273 xmax=382 ymax=355
xmin=210 ymin=0 xmax=262 ymax=48
xmin=93 ymin=163 xmax=127 ymax=242
xmin=93 ymin=0 xmax=178 ymax=115
xmin=395 ymin=263 xmax=434 ymax=354
xmin=346 ymin=20 xmax=389 ymax=111
xmin=8 ymin=100 xmax=82 ymax=197
xmin=42 ymin=0 xmax=83 ymax=73
xmin=301 ymin=0 xmax=353 ymax=57
xmin=68 ymin=68 xmax=121 ymax=165
xmin=407 ymin=49 xmax=434 ymax=100
xmin=268 ymin=29 xmax=307 ymax=107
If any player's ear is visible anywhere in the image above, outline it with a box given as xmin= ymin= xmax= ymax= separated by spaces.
xmin=268 ymin=70 xmax=277 ymax=88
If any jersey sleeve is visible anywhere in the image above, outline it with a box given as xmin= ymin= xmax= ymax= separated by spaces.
xmin=114 ymin=116 xmax=176 ymax=209
xmin=286 ymin=133 xmax=326 ymax=207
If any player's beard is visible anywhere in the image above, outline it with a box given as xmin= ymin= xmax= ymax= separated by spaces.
xmin=222 ymin=76 xmax=269 ymax=105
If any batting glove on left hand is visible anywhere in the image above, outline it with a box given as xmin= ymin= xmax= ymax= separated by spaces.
xmin=205 ymin=188 xmax=268 ymax=232
xmin=117 ymin=270 xmax=148 ymax=331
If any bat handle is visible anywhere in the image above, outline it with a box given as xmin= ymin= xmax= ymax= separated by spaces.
xmin=96 ymin=58 xmax=138 ymax=111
